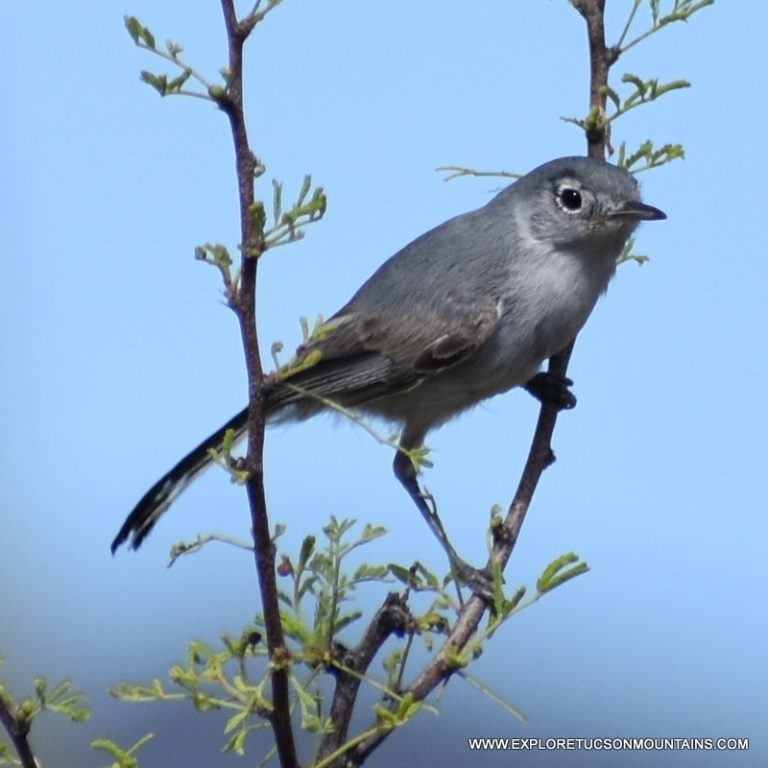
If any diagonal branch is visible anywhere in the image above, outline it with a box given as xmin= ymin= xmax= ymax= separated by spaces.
xmin=347 ymin=352 xmax=576 ymax=765
xmin=0 ymin=696 xmax=37 ymax=768
xmin=347 ymin=3 xmax=615 ymax=764
xmin=318 ymin=593 xmax=412 ymax=761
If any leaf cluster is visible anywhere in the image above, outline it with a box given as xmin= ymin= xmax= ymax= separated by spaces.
xmin=279 ymin=517 xmax=389 ymax=651
xmin=111 ymin=520 xmax=397 ymax=759
xmin=617 ymin=0 xmax=715 ymax=54
xmin=0 ymin=667 xmax=89 ymax=732
xmin=193 ymin=174 xmax=326 ymax=299
xmin=0 ymin=658 xmax=89 ymax=767
xmin=104 ymin=519 xmax=588 ymax=763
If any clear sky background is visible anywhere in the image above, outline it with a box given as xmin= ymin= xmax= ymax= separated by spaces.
xmin=2 ymin=2 xmax=765 ymax=766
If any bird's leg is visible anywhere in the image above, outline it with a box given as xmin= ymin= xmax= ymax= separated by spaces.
xmin=524 ymin=371 xmax=577 ymax=410
xmin=393 ymin=449 xmax=493 ymax=600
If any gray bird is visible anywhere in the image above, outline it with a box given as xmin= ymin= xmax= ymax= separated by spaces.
xmin=112 ymin=156 xmax=665 ymax=564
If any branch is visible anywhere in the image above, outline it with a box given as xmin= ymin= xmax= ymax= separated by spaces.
xmin=436 ymin=165 xmax=521 ymax=182
xmin=0 ymin=695 xmax=37 ymax=768
xmin=348 ymin=3 xmax=615 ymax=763
xmin=218 ymin=2 xmax=297 ymax=766
xmin=348 ymin=358 xmax=577 ymax=766
xmin=318 ymin=593 xmax=412 ymax=762
xmin=571 ymin=0 xmax=613 ymax=161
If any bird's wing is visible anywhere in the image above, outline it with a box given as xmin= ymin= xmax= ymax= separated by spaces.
xmin=268 ymin=291 xmax=503 ymax=410
xmin=271 ymin=201 xmax=511 ymax=408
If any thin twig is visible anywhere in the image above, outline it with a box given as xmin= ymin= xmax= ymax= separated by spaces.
xmin=616 ymin=0 xmax=643 ymax=50
xmin=218 ymin=2 xmax=297 ymax=766
xmin=572 ymin=0 xmax=612 ymax=159
xmin=436 ymin=165 xmax=521 ymax=182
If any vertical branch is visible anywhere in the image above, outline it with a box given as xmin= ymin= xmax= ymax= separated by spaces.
xmin=218 ymin=2 xmax=297 ymax=767
xmin=572 ymin=0 xmax=617 ymax=161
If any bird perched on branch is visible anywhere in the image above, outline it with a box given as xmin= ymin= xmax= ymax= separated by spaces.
xmin=113 ymin=155 xmax=665 ymax=581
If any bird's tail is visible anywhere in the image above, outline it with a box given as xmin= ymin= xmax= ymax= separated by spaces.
xmin=111 ymin=368 xmax=336 ymax=553
xmin=112 ymin=348 xmax=394 ymax=553
xmin=110 ymin=407 xmax=250 ymax=553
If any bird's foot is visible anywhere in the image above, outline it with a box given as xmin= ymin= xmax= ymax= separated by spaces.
xmin=524 ymin=372 xmax=577 ymax=410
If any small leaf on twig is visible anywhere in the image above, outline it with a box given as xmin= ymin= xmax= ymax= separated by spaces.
xmin=536 ymin=553 xmax=589 ymax=594
xmin=124 ymin=16 xmax=156 ymax=49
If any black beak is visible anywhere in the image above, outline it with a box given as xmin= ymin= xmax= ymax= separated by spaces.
xmin=609 ymin=200 xmax=667 ymax=221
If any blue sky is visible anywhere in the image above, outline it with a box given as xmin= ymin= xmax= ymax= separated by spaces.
xmin=2 ymin=2 xmax=765 ymax=766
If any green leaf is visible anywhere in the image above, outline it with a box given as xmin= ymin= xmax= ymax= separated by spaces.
xmin=413 ymin=561 xmax=440 ymax=589
xmin=374 ymin=692 xmax=422 ymax=729
xmin=33 ymin=677 xmax=46 ymax=703
xmin=333 ymin=610 xmax=363 ymax=633
xmin=272 ymin=179 xmax=283 ymax=224
xmin=124 ymin=16 xmax=156 ymax=49
xmin=91 ymin=739 xmax=132 ymax=763
xmin=297 ymin=535 xmax=316 ymax=572
xmin=360 ymin=523 xmax=387 ymax=542
xmin=0 ymin=741 xmax=20 ymax=765
xmin=301 ymin=713 xmax=334 ymax=734
xmin=139 ymin=71 xmax=168 ymax=97
xmin=296 ymin=174 xmax=312 ymax=206
xmin=536 ymin=553 xmax=589 ymax=594
xmin=418 ymin=612 xmax=449 ymax=634
xmin=621 ymin=72 xmax=647 ymax=94
xmin=653 ymin=78 xmax=690 ymax=97
xmin=502 ymin=585 xmax=527 ymax=616
xmin=600 ymin=84 xmax=621 ymax=111
xmin=224 ymin=708 xmax=250 ymax=735
xmin=123 ymin=16 xmax=149 ymax=47
xmin=15 ymin=699 xmax=35 ymax=725
xmin=388 ymin=563 xmax=418 ymax=586
xmin=167 ymin=68 xmax=192 ymax=93
xmin=297 ymin=574 xmax=318 ymax=601
xmin=165 ymin=40 xmax=183 ymax=59
xmin=140 ymin=25 xmax=156 ymax=49
xmin=124 ymin=16 xmax=140 ymax=44
xmin=352 ymin=563 xmax=389 ymax=582
xmin=224 ymin=725 xmax=250 ymax=755
xmin=280 ymin=612 xmax=312 ymax=643
xmin=91 ymin=733 xmax=154 ymax=767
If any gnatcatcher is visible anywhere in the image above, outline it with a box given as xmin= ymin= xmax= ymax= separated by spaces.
xmin=113 ymin=156 xmax=665 ymax=563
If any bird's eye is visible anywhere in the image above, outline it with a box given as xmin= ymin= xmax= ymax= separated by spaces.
xmin=557 ymin=186 xmax=583 ymax=212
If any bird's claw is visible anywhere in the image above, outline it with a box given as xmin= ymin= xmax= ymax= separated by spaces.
xmin=524 ymin=371 xmax=577 ymax=410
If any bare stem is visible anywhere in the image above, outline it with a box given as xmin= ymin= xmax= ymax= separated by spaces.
xmin=218 ymin=2 xmax=297 ymax=766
